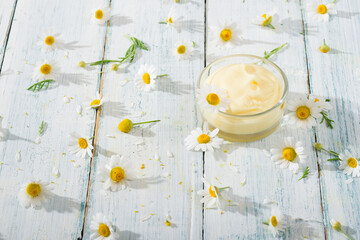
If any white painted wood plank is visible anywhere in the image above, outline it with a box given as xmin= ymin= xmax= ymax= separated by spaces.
xmin=0 ymin=0 xmax=17 ymax=67
xmin=204 ymin=1 xmax=325 ymax=239
xmin=301 ymin=0 xmax=360 ymax=239
xmin=0 ymin=0 xmax=108 ymax=238
xmin=83 ymin=0 xmax=204 ymax=239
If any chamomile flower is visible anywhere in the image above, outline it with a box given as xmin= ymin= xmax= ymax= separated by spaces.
xmin=339 ymin=150 xmax=360 ymax=178
xmin=163 ymin=7 xmax=178 ymax=28
xmin=97 ymin=155 xmax=136 ymax=191
xmin=90 ymin=213 xmax=118 ymax=240
xmin=307 ymin=0 xmax=337 ymax=22
xmin=37 ymin=30 xmax=62 ymax=52
xmin=68 ymin=132 xmax=93 ymax=159
xmin=92 ymin=6 xmax=111 ymax=25
xmin=197 ymin=84 xmax=230 ymax=113
xmin=197 ymin=177 xmax=222 ymax=210
xmin=18 ymin=179 xmax=53 ymax=208
xmin=184 ymin=122 xmax=224 ymax=152
xmin=252 ymin=10 xmax=277 ymax=29
xmin=173 ymin=40 xmax=194 ymax=60
xmin=270 ymin=137 xmax=307 ymax=174
xmin=209 ymin=21 xmax=242 ymax=48
xmin=135 ymin=64 xmax=158 ymax=92
xmin=32 ymin=60 xmax=59 ymax=82
xmin=284 ymin=96 xmax=322 ymax=128
xmin=85 ymin=93 xmax=108 ymax=110
xmin=266 ymin=206 xmax=286 ymax=237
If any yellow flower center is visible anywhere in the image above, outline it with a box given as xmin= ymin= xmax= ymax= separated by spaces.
xmin=220 ymin=29 xmax=232 ymax=41
xmin=40 ymin=64 xmax=52 ymax=75
xmin=206 ymin=93 xmax=220 ymax=106
xmin=348 ymin=157 xmax=357 ymax=168
xmin=165 ymin=219 xmax=171 ymax=227
xmin=95 ymin=9 xmax=104 ymax=19
xmin=317 ymin=4 xmax=327 ymax=14
xmin=197 ymin=134 xmax=211 ymax=144
xmin=26 ymin=183 xmax=41 ymax=197
xmin=271 ymin=216 xmax=278 ymax=227
xmin=98 ymin=223 xmax=111 ymax=237
xmin=177 ymin=45 xmax=186 ymax=54
xmin=296 ymin=106 xmax=310 ymax=119
xmin=78 ymin=138 xmax=88 ymax=149
xmin=314 ymin=98 xmax=320 ymax=102
xmin=44 ymin=36 xmax=55 ymax=46
xmin=110 ymin=167 xmax=125 ymax=182
xmin=208 ymin=186 xmax=216 ymax=198
xmin=142 ymin=73 xmax=151 ymax=84
xmin=118 ymin=119 xmax=133 ymax=133
xmin=261 ymin=14 xmax=273 ymax=26
xmin=90 ymin=99 xmax=100 ymax=107
xmin=282 ymin=147 xmax=297 ymax=161
xmin=167 ymin=17 xmax=173 ymax=23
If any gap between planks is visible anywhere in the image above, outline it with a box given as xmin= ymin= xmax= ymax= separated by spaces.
xmin=79 ymin=0 xmax=113 ymax=238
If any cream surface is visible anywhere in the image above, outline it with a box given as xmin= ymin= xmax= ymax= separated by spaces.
xmin=205 ymin=63 xmax=282 ymax=115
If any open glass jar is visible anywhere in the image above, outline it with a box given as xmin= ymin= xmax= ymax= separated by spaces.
xmin=198 ymin=55 xmax=288 ymax=142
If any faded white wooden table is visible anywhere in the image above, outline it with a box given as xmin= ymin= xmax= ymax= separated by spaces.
xmin=0 ymin=0 xmax=359 ymax=239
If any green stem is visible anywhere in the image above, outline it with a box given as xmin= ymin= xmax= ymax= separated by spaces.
xmin=159 ymin=21 xmax=167 ymax=24
xmin=262 ymin=221 xmax=269 ymax=225
xmin=133 ymin=120 xmax=161 ymax=125
xmin=268 ymin=24 xmax=275 ymax=29
xmin=327 ymin=158 xmax=341 ymax=161
xmin=89 ymin=59 xmax=122 ymax=66
xmin=156 ymin=74 xmax=168 ymax=78
xmin=321 ymin=148 xmax=339 ymax=156
xmin=218 ymin=186 xmax=230 ymax=190
xmin=340 ymin=229 xmax=354 ymax=240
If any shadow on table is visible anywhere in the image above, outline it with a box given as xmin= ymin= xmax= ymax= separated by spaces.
xmin=286 ymin=217 xmax=323 ymax=240
xmin=110 ymin=15 xmax=133 ymax=27
xmin=95 ymin=144 xmax=118 ymax=158
xmin=336 ymin=11 xmax=360 ymax=19
xmin=279 ymin=18 xmax=318 ymax=37
xmin=44 ymin=194 xmax=80 ymax=213
xmin=61 ymin=41 xmax=91 ymax=51
xmin=0 ymin=118 xmax=34 ymax=143
xmin=117 ymin=230 xmax=141 ymax=239
xmin=128 ymin=176 xmax=165 ymax=190
xmin=129 ymin=124 xmax=157 ymax=138
xmin=102 ymin=101 xmax=129 ymax=118
xmin=157 ymin=75 xmax=193 ymax=95
xmin=57 ymin=73 xmax=92 ymax=86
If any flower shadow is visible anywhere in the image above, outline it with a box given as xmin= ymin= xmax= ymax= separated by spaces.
xmin=61 ymin=41 xmax=91 ymax=51
xmin=336 ymin=11 xmax=360 ymax=19
xmin=102 ymin=101 xmax=129 ymax=118
xmin=43 ymin=194 xmax=80 ymax=213
xmin=156 ymin=75 xmax=193 ymax=95
xmin=0 ymin=121 xmax=34 ymax=143
xmin=279 ymin=18 xmax=318 ymax=37
xmin=57 ymin=73 xmax=92 ymax=86
xmin=285 ymin=216 xmax=323 ymax=239
xmin=117 ymin=230 xmax=141 ymax=239
xmin=95 ymin=145 xmax=118 ymax=158
xmin=180 ymin=19 xmax=204 ymax=33
xmin=128 ymin=124 xmax=157 ymax=138
xmin=110 ymin=15 xmax=133 ymax=27
xmin=128 ymin=176 xmax=165 ymax=189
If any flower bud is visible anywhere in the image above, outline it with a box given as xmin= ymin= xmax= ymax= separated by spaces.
xmin=111 ymin=64 xmax=119 ymax=71
xmin=319 ymin=40 xmax=330 ymax=53
xmin=314 ymin=143 xmax=323 ymax=150
xmin=330 ymin=219 xmax=342 ymax=231
xmin=78 ymin=61 xmax=86 ymax=68
xmin=118 ymin=119 xmax=133 ymax=133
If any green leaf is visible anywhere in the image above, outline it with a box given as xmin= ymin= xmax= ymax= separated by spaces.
xmin=27 ymin=79 xmax=55 ymax=92
xmin=264 ymin=43 xmax=288 ymax=60
xmin=328 ymin=158 xmax=341 ymax=161
xmin=298 ymin=166 xmax=310 ymax=181
xmin=320 ymin=111 xmax=334 ymax=129
xmin=39 ymin=121 xmax=45 ymax=136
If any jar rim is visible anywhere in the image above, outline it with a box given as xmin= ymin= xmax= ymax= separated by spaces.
xmin=198 ymin=54 xmax=288 ymax=118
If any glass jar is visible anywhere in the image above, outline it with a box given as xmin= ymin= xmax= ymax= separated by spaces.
xmin=198 ymin=55 xmax=288 ymax=142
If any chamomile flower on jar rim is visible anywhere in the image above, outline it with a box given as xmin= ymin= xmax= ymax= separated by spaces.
xmin=135 ymin=64 xmax=158 ymax=92
xmin=97 ymin=155 xmax=136 ymax=191
xmin=197 ymin=84 xmax=230 ymax=113
xmin=284 ymin=95 xmax=322 ymax=128
xmin=197 ymin=177 xmax=222 ymax=210
xmin=32 ymin=60 xmax=60 ymax=82
xmin=184 ymin=122 xmax=224 ymax=152
xmin=173 ymin=40 xmax=194 ymax=60
xmin=339 ymin=150 xmax=360 ymax=178
xmin=18 ymin=179 xmax=53 ymax=208
xmin=252 ymin=10 xmax=278 ymax=29
xmin=85 ymin=93 xmax=108 ymax=109
xmin=37 ymin=30 xmax=63 ymax=52
xmin=266 ymin=206 xmax=286 ymax=237
xmin=92 ymin=5 xmax=111 ymax=25
xmin=209 ymin=20 xmax=242 ymax=48
xmin=68 ymin=132 xmax=93 ymax=159
xmin=309 ymin=95 xmax=332 ymax=111
xmin=307 ymin=0 xmax=337 ymax=22
xmin=270 ymin=137 xmax=307 ymax=174
xmin=90 ymin=213 xmax=118 ymax=240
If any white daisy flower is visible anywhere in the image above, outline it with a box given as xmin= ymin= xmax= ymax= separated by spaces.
xmin=32 ymin=60 xmax=60 ymax=82
xmin=92 ymin=6 xmax=111 ymax=25
xmin=97 ymin=155 xmax=136 ymax=191
xmin=164 ymin=7 xmax=179 ymax=28
xmin=90 ymin=213 xmax=118 ymax=240
xmin=266 ymin=206 xmax=286 ymax=237
xmin=209 ymin=20 xmax=242 ymax=48
xmin=85 ymin=93 xmax=108 ymax=110
xmin=197 ymin=84 xmax=230 ymax=113
xmin=339 ymin=150 xmax=360 ymax=178
xmin=173 ymin=40 xmax=194 ymax=60
xmin=135 ymin=64 xmax=158 ymax=92
xmin=309 ymin=96 xmax=332 ymax=112
xmin=68 ymin=132 xmax=93 ymax=159
xmin=197 ymin=177 xmax=222 ymax=210
xmin=184 ymin=122 xmax=224 ymax=152
xmin=18 ymin=179 xmax=53 ymax=208
xmin=307 ymin=0 xmax=337 ymax=22
xmin=270 ymin=137 xmax=307 ymax=174
xmin=284 ymin=96 xmax=322 ymax=128
xmin=252 ymin=10 xmax=277 ymax=29
xmin=37 ymin=30 xmax=63 ymax=52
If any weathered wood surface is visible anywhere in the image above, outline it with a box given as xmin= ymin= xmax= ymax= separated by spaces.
xmin=0 ymin=0 xmax=359 ymax=239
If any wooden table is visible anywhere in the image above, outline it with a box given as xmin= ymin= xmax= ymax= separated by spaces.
xmin=0 ymin=0 xmax=359 ymax=239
